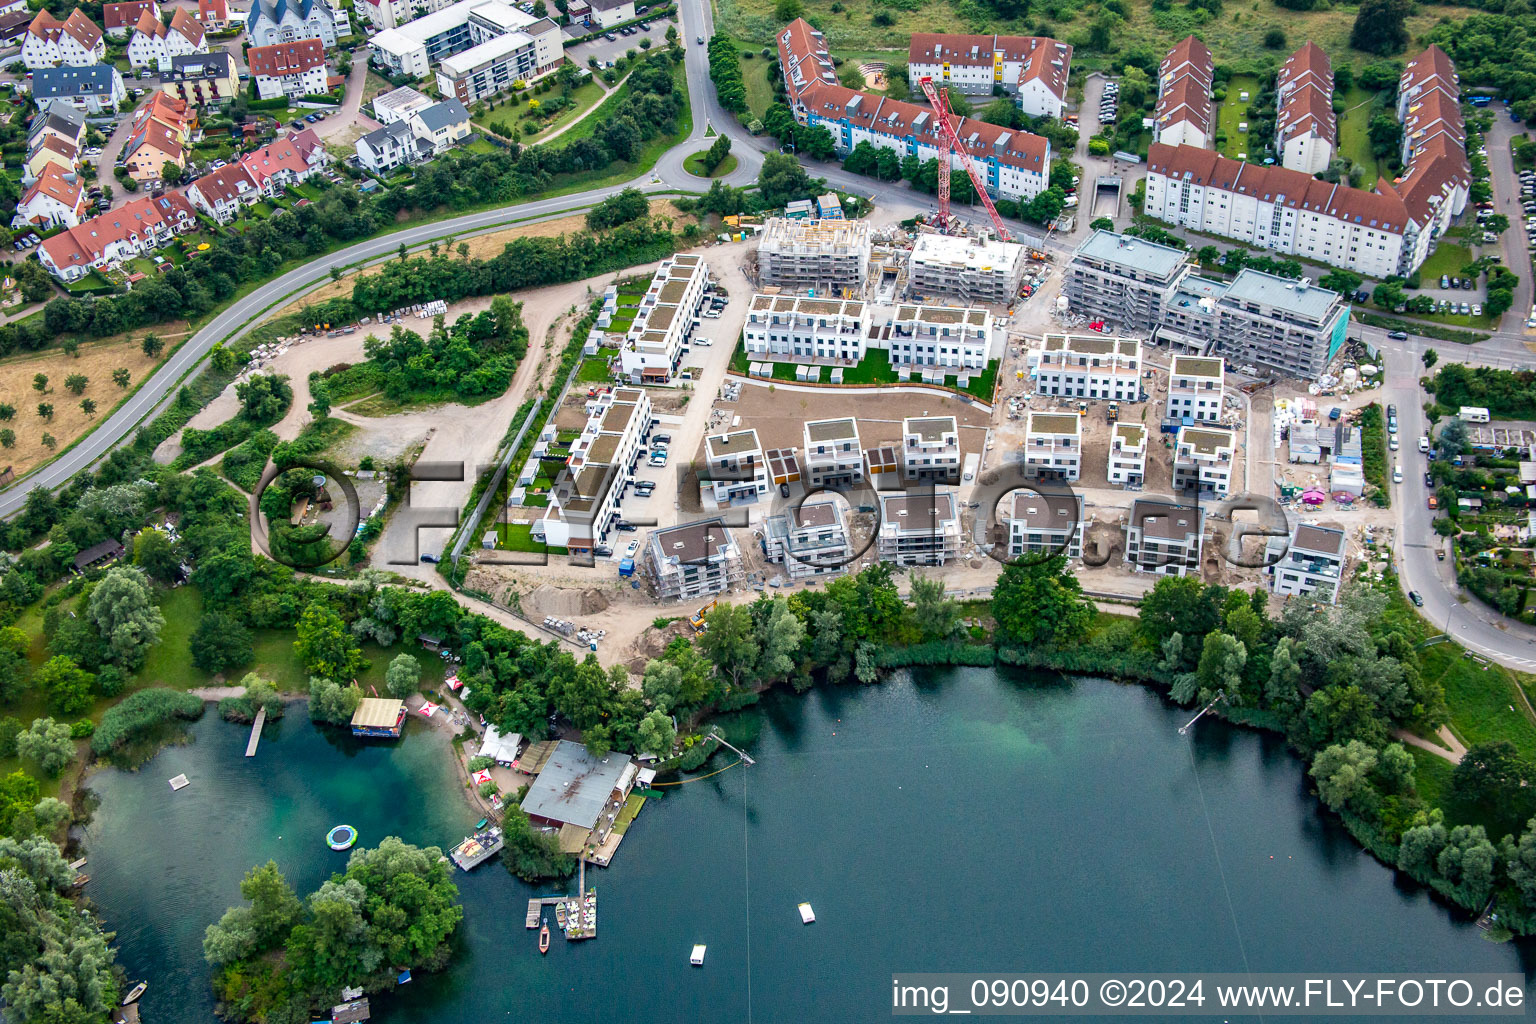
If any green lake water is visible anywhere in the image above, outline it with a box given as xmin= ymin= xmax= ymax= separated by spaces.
xmin=83 ymin=667 xmax=1535 ymax=1022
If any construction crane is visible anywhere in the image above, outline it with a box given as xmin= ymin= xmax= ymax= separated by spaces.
xmin=917 ymin=76 xmax=1012 ymax=242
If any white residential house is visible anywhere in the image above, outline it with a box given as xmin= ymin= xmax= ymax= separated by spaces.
xmin=877 ymin=491 xmax=961 ymax=566
xmin=1172 ymin=424 xmax=1236 ymax=498
xmin=647 ymin=518 xmax=743 ymax=601
xmin=21 ymin=10 xmax=105 ymax=69
xmin=246 ymin=0 xmax=341 ymax=48
xmin=1032 ymin=334 xmax=1142 ymax=401
xmin=186 ymin=165 xmax=262 ymax=223
xmin=1006 ymin=491 xmax=1083 ymax=560
xmin=742 ymin=294 xmax=868 ymax=365
xmin=765 ymin=500 xmax=852 ymax=580
xmin=1125 ymin=499 xmax=1204 ymax=576
xmin=582 ymin=0 xmax=635 ymax=28
xmin=248 ymin=39 xmax=329 ymax=100
xmin=703 ymin=430 xmax=769 ymax=506
xmin=11 ymin=164 xmax=85 ymax=230
xmin=901 ymin=415 xmax=961 ymax=484
xmin=802 ymin=418 xmax=863 ymax=489
xmin=1023 ymin=411 xmax=1082 ymax=482
xmin=127 ymin=8 xmax=207 ymax=72
xmin=1166 ymin=355 xmax=1224 ymax=422
xmin=887 ymin=304 xmax=994 ymax=376
xmin=1268 ymin=522 xmax=1347 ymax=604
xmin=409 ymin=98 xmax=472 ymax=155
xmin=1108 ymin=422 xmax=1147 ymax=488
xmin=103 ymin=1 xmax=159 ymax=39
xmin=618 ymin=254 xmax=707 ymax=385
xmin=28 ymin=65 xmax=125 ymax=115
xmin=355 ymin=120 xmax=427 ymax=174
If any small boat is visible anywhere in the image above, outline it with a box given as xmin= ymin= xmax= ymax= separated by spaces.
xmin=690 ymin=944 xmax=707 ymax=966
xmin=798 ymin=902 xmax=815 ymax=924
xmin=539 ymin=923 xmax=551 ymax=954
xmin=475 ymin=818 xmax=489 ymax=830
xmin=72 ymin=873 xmax=90 ymax=888
xmin=122 ymin=982 xmax=147 ymax=1005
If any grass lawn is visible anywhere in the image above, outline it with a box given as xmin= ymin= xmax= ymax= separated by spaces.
xmin=1417 ymin=242 xmax=1475 ymax=284
xmin=498 ymin=521 xmax=567 ymax=554
xmin=730 ymin=43 xmax=780 ymax=117
xmin=683 ymin=151 xmax=739 ymax=177
xmin=1409 ymin=746 xmax=1456 ymax=809
xmin=1336 ymin=85 xmax=1389 ymax=183
xmin=463 ymin=137 xmax=502 ymax=155
xmin=727 ymin=341 xmax=995 ymax=399
xmin=612 ymin=792 xmax=646 ymax=834
xmin=475 ymin=78 xmax=608 ymax=144
xmin=576 ymin=356 xmax=612 ymax=382
xmin=1215 ymin=76 xmax=1260 ymax=160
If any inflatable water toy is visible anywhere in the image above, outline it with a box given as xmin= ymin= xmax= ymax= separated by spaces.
xmin=326 ymin=824 xmax=358 ymax=851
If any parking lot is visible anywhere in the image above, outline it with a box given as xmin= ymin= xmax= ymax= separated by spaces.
xmin=565 ymin=17 xmax=672 ymax=70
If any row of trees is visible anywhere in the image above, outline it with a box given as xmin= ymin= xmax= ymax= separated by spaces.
xmin=708 ymin=34 xmax=749 ymax=114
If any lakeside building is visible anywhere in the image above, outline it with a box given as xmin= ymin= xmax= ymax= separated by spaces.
xmin=618 ymin=254 xmax=708 ymax=384
xmin=1023 ymin=411 xmax=1081 ymax=482
xmin=647 ymin=518 xmax=743 ymax=601
xmin=1166 ymin=354 xmax=1224 ymax=423
xmin=1005 ymin=490 xmax=1083 ymax=560
xmin=1032 ymin=333 xmax=1142 ymax=401
xmin=703 ymin=429 xmax=769 ymax=506
xmin=351 ymin=698 xmax=406 ymax=737
xmin=160 ymin=51 xmax=239 ymax=105
xmin=907 ymin=233 xmax=1027 ymax=305
xmin=520 ymin=741 xmax=636 ymax=836
xmin=742 ymin=294 xmax=868 ymax=365
xmin=777 ymin=18 xmax=1052 ymax=204
xmin=1153 ymin=35 xmax=1213 ymax=149
xmin=755 ymin=216 xmax=871 ymax=294
xmin=901 ymin=415 xmax=961 ymax=484
xmin=802 ymin=417 xmax=863 ymax=489
xmin=532 ymin=388 xmax=651 ymax=554
xmin=1267 ymin=522 xmax=1347 ymax=604
xmin=877 ymin=490 xmax=961 ymax=565
xmin=905 ymin=32 xmax=1071 ymax=118
xmin=765 ymin=500 xmax=853 ymax=580
xmin=22 ymin=10 xmax=105 ymax=69
xmin=1124 ymin=498 xmax=1204 ymax=576
xmin=1172 ymin=424 xmax=1236 ymax=498
xmin=1108 ymin=422 xmax=1147 ymax=488
xmin=1275 ymin=42 xmax=1335 ymax=174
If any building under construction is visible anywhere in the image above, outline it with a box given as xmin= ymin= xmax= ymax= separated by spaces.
xmin=908 ymin=232 xmax=1027 ymax=305
xmin=756 ymin=216 xmax=871 ymax=295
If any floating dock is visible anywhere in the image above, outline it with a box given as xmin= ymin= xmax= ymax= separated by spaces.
xmin=245 ymin=706 xmax=266 ymax=757
xmin=168 ymin=774 xmax=189 ymax=791
xmin=526 ymin=896 xmax=566 ymax=928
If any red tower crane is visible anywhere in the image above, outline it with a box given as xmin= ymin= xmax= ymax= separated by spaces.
xmin=917 ymin=76 xmax=1012 ymax=242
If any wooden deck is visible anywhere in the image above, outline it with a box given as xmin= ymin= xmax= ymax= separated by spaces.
xmin=245 ymin=706 xmax=267 ymax=757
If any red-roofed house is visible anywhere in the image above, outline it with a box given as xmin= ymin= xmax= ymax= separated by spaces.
xmin=1276 ymin=43 xmax=1335 ymax=174
xmin=121 ymin=92 xmax=194 ymax=181
xmin=1392 ymin=45 xmax=1469 ymax=272
xmin=1397 ymin=44 xmax=1458 ymax=118
xmin=248 ymin=39 xmax=328 ymax=100
xmin=21 ymin=9 xmax=105 ymax=69
xmin=239 ymin=128 xmax=329 ymax=192
xmin=196 ymin=0 xmax=230 ymax=30
xmin=1154 ymin=36 xmax=1214 ymax=150
xmin=186 ymin=164 xmax=261 ymax=223
xmin=103 ymin=0 xmax=159 ymax=39
xmin=905 ymin=32 xmax=1072 ymax=118
xmin=11 ymin=164 xmax=85 ymax=230
xmin=39 ymin=192 xmax=197 ymax=282
xmin=128 ymin=7 xmax=207 ymax=71
xmin=777 ymin=17 xmax=837 ymax=110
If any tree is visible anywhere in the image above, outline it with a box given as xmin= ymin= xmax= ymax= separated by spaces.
xmin=0 ymin=404 xmax=11 ymax=420
xmin=307 ymin=676 xmax=363 ymax=725
xmin=39 ymin=434 xmax=55 ymax=450
xmin=1090 ymin=217 xmax=1114 ymax=231
xmin=1298 ymin=685 xmax=1389 ymax=752
xmin=1422 ymin=348 xmax=1438 ymax=369
xmin=757 ymin=151 xmax=814 ymax=208
xmin=87 ymin=566 xmax=165 ymax=671
xmin=307 ymin=378 xmax=332 ymax=421
xmin=1351 ymin=0 xmax=1410 ymax=55
xmin=294 ymin=603 xmax=366 ymax=681
xmin=0 ymin=430 xmax=12 ymax=450
xmin=234 ymin=374 xmax=292 ymax=423
xmin=503 ymin=805 xmax=574 ymax=881
xmin=1193 ymin=630 xmax=1247 ymax=700
xmin=132 ymin=527 xmax=180 ymax=583
xmin=1138 ymin=576 xmax=1221 ymax=652
xmin=63 ymin=374 xmax=87 ymax=395
xmin=33 ymin=658 xmax=95 ymax=717
xmin=754 ymin=596 xmax=804 ymax=683
xmin=910 ymin=573 xmax=962 ymax=641
xmin=698 ymin=602 xmax=758 ymax=692
xmin=990 ymin=556 xmax=1092 ymax=647
xmin=35 ymin=403 xmax=51 ymax=421
xmin=704 ymin=133 xmax=733 ymax=172
xmin=1449 ymin=741 xmax=1536 ymax=841
xmin=81 ymin=398 xmax=96 ymax=416
xmin=1310 ymin=740 xmax=1379 ymax=812
xmin=1434 ymin=824 xmax=1497 ymax=907
xmin=385 ymin=653 xmax=421 ymax=700
xmin=636 ymin=709 xmax=676 ymax=757
xmin=31 ymin=374 xmax=46 ymax=393
xmin=141 ymin=334 xmax=163 ymax=358
xmin=1264 ymin=27 xmax=1287 ymax=49
xmin=15 ymin=717 xmax=74 ymax=776
xmin=112 ymin=367 xmax=131 ymax=388
xmin=189 ymin=611 xmax=254 ymax=674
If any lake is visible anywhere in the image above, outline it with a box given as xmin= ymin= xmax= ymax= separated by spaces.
xmin=83 ymin=667 xmax=1535 ymax=1023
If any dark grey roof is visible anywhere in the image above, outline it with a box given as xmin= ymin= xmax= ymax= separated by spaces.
xmin=414 ymin=98 xmax=468 ymax=133
xmin=28 ymin=102 xmax=85 ymax=143
xmin=33 ymin=65 xmax=121 ymax=99
xmin=520 ymin=741 xmax=632 ymax=828
xmin=167 ymin=51 xmax=235 ymax=79
xmin=359 ymin=119 xmax=414 ymax=151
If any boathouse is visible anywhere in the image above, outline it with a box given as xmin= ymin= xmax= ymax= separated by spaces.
xmin=350 ymin=698 xmax=406 ymax=738
xmin=520 ymin=740 xmax=637 ymax=832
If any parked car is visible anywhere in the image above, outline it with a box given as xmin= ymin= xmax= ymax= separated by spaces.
xmin=1440 ymin=275 xmax=1450 ymax=288
xmin=1409 ymin=591 xmax=1424 ymax=607
xmin=420 ymin=553 xmax=439 ymax=563
xmin=653 ymin=433 xmax=671 ymax=443
xmin=1425 ymin=472 xmax=1434 ymax=487
xmin=604 ymin=32 xmax=617 ymax=40
xmin=616 ymin=521 xmax=638 ymax=532
xmin=779 ymin=483 xmax=791 ymax=498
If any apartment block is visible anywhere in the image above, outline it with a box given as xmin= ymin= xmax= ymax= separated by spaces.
xmin=901 ymin=415 xmax=961 ymax=484
xmin=765 ymin=500 xmax=852 ymax=580
xmin=1276 ymin=42 xmax=1335 ymax=174
xmin=802 ymin=417 xmax=863 ymax=489
xmin=1214 ymin=271 xmax=1349 ymax=380
xmin=619 ymin=254 xmax=708 ymax=384
xmin=1154 ymin=35 xmax=1213 ymax=149
xmin=887 ymin=304 xmax=994 ymax=374
xmin=369 ymin=0 xmax=559 ymax=85
xmin=1063 ymin=229 xmax=1187 ymax=329
xmin=1268 ymin=522 xmax=1347 ymax=604
xmin=908 ymin=233 xmax=1026 ymax=305
xmin=1033 ymin=333 xmax=1142 ymax=401
xmin=877 ymin=491 xmax=961 ymax=566
xmin=1172 ymin=424 xmax=1236 ymax=498
xmin=1023 ymin=411 xmax=1081 ymax=482
xmin=532 ymin=463 xmax=616 ymax=557
xmin=742 ymin=294 xmax=868 ymax=365
xmin=435 ymin=15 xmax=562 ymax=103
xmin=647 ymin=518 xmax=743 ymax=601
xmin=1006 ymin=491 xmax=1083 ymax=560
xmin=906 ymin=32 xmax=1071 ymax=118
xmin=703 ymin=429 xmax=769 ymax=506
xmin=1166 ymin=354 xmax=1224 ymax=422
xmin=1108 ymin=422 xmax=1147 ymax=487
xmin=1124 ymin=498 xmax=1204 ymax=576
xmin=756 ymin=216 xmax=871 ymax=294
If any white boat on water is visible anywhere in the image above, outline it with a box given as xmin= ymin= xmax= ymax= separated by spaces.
xmin=122 ymin=982 xmax=147 ymax=1005
xmin=798 ymin=902 xmax=815 ymax=924
xmin=450 ymin=827 xmax=504 ymax=871
xmin=690 ymin=944 xmax=707 ymax=966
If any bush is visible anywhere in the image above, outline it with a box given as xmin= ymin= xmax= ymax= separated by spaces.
xmin=70 ymin=720 xmax=95 ymax=738
xmin=91 ymin=687 xmax=205 ymax=755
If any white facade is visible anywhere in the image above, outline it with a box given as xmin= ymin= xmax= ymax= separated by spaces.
xmin=1023 ymin=411 xmax=1081 ymax=482
xmin=742 ymin=294 xmax=868 ymax=365
xmin=1166 ymin=354 xmax=1224 ymax=422
xmin=802 ymin=417 xmax=862 ymax=489
xmin=1268 ymin=523 xmax=1347 ymax=604
xmin=1172 ymin=425 xmax=1236 ymax=498
xmin=127 ymin=15 xmax=206 ymax=72
xmin=877 ymin=491 xmax=961 ymax=566
xmin=647 ymin=519 xmax=743 ymax=602
xmin=585 ymin=0 xmax=635 ymax=28
xmin=901 ymin=416 xmax=961 ymax=484
xmin=908 ymin=232 xmax=1026 ymax=304
xmin=1033 ymin=334 xmax=1142 ymax=401
xmin=434 ymin=17 xmax=562 ymax=103
xmin=704 ymin=429 xmax=769 ymax=506
xmin=1108 ymin=422 xmax=1147 ymax=488
xmin=1125 ymin=499 xmax=1204 ymax=576
xmin=246 ymin=0 xmax=340 ymax=48
xmin=254 ymin=60 xmax=329 ymax=98
xmin=619 ymin=254 xmax=707 ymax=385
xmin=1006 ymin=491 xmax=1083 ymax=560
xmin=22 ymin=12 xmax=107 ymax=70
xmin=887 ymin=304 xmax=994 ymax=373
xmin=765 ymin=501 xmax=851 ymax=580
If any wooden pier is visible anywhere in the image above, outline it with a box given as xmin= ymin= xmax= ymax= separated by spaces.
xmin=244 ymin=707 xmax=266 ymax=757
xmin=526 ymin=896 xmax=566 ymax=928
